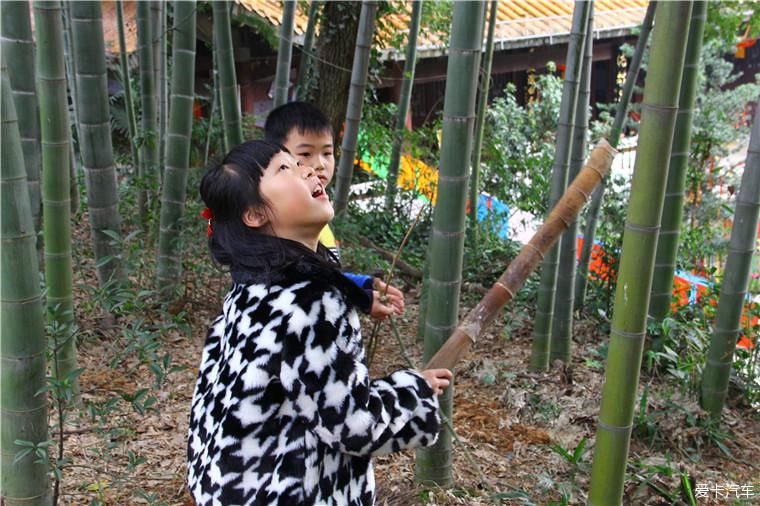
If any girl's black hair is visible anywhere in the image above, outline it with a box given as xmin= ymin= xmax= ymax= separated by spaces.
xmin=199 ymin=140 xmax=339 ymax=283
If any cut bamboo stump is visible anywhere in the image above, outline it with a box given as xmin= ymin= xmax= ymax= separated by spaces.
xmin=425 ymin=139 xmax=617 ymax=370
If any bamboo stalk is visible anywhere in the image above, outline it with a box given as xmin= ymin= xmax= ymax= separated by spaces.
xmin=35 ymin=0 xmax=79 ymax=399
xmin=70 ymin=0 xmax=125 ymax=292
xmin=575 ymin=1 xmax=656 ymax=310
xmin=529 ymin=0 xmax=591 ymax=372
xmin=294 ymin=0 xmax=320 ymax=100
xmin=273 ymin=0 xmax=296 ymax=107
xmin=61 ymin=0 xmax=81 ymax=215
xmin=550 ymin=7 xmax=593 ymax=364
xmin=649 ymin=1 xmax=707 ymax=321
xmin=424 ymin=140 xmax=616 ymax=371
xmin=466 ymin=0 xmax=499 ymax=248
xmin=1 ymin=59 xmax=51 ymax=506
xmin=588 ymin=3 xmax=692 ymax=503
xmin=384 ymin=0 xmax=423 ymax=212
xmin=137 ymin=0 xmax=157 ymax=226
xmin=332 ymin=0 xmax=379 ymax=215
xmin=700 ymin=109 xmax=760 ymax=418
xmin=1 ymin=1 xmax=42 ymax=230
xmin=213 ymin=0 xmax=243 ymax=151
xmin=116 ymin=0 xmax=139 ymax=172
xmin=414 ymin=0 xmax=485 ymax=487
xmin=156 ymin=0 xmax=197 ymax=298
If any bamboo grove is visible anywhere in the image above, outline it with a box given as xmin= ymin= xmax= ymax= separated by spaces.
xmin=1 ymin=1 xmax=758 ymax=504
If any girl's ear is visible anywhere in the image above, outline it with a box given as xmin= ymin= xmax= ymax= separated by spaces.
xmin=242 ymin=207 xmax=269 ymax=228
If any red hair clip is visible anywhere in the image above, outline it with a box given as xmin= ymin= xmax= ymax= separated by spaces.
xmin=201 ymin=208 xmax=213 ymax=237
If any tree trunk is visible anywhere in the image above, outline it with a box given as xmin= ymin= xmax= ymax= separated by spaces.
xmin=648 ymin=1 xmax=706 ymax=322
xmin=314 ymin=1 xmax=361 ymax=143
xmin=414 ymin=0 xmax=485 ymax=488
xmin=529 ymin=0 xmax=591 ymax=372
xmin=332 ymin=0 xmax=379 ymax=215
xmin=0 ymin=1 xmax=42 ymax=230
xmin=116 ymin=0 xmax=140 ymax=172
xmin=466 ymin=0 xmax=499 ymax=246
xmin=137 ymin=1 xmax=157 ymax=226
xmin=700 ymin=111 xmax=760 ymax=418
xmin=294 ymin=0 xmax=321 ymax=101
xmin=213 ymin=0 xmax=243 ymax=151
xmin=550 ymin=7 xmax=593 ymax=364
xmin=273 ymin=0 xmax=296 ymax=107
xmin=35 ymin=0 xmax=80 ymax=398
xmin=1 ymin=59 xmax=51 ymax=506
xmin=70 ymin=0 xmax=125 ymax=293
xmin=157 ymin=0 xmax=197 ymax=298
xmin=575 ymin=1 xmax=656 ymax=310
xmin=588 ymin=3 xmax=692 ymax=503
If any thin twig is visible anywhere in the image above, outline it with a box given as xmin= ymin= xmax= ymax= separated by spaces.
xmin=366 ymin=205 xmax=427 ymax=366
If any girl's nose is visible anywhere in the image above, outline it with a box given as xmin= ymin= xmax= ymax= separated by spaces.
xmin=301 ymin=164 xmax=316 ymax=179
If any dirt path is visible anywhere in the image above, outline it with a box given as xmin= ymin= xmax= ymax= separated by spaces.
xmin=55 ymin=283 xmax=759 ymax=505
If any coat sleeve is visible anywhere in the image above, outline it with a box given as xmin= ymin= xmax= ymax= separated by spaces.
xmin=278 ymin=285 xmax=440 ymax=457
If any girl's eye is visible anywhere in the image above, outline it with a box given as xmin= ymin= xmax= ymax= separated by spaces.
xmin=298 ymin=153 xmax=310 ymax=158
xmin=324 ymin=152 xmax=333 ymax=157
xmin=279 ymin=164 xmax=289 ymax=171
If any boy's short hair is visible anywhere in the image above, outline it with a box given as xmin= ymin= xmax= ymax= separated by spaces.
xmin=264 ymin=102 xmax=334 ymax=145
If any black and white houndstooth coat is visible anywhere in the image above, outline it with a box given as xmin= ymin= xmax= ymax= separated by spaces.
xmin=187 ymin=260 xmax=441 ymax=505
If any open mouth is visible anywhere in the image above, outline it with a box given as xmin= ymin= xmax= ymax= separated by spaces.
xmin=311 ymin=183 xmax=325 ymax=198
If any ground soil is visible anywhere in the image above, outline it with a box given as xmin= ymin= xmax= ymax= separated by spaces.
xmin=55 ymin=231 xmax=759 ymax=505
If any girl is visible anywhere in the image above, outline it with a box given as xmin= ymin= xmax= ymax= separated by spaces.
xmin=187 ymin=140 xmax=452 ymax=505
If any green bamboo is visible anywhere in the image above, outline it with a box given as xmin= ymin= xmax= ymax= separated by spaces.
xmin=465 ymin=0 xmax=498 ymax=245
xmin=588 ymin=3 xmax=692 ymax=503
xmin=116 ymin=0 xmax=140 ymax=171
xmin=414 ymin=0 xmax=485 ymax=487
xmin=137 ymin=0 xmax=157 ymax=225
xmin=384 ymin=0 xmax=424 ymax=212
xmin=1 ymin=61 xmax=51 ymax=506
xmin=332 ymin=0 xmax=379 ymax=215
xmin=70 ymin=1 xmax=125 ymax=292
xmin=204 ymin=48 xmax=219 ymax=167
xmin=156 ymin=1 xmax=168 ymax=172
xmin=61 ymin=0 xmax=81 ymax=215
xmin=575 ymin=1 xmax=656 ymax=310
xmin=157 ymin=0 xmax=197 ymax=298
xmin=1 ymin=1 xmax=42 ymax=230
xmin=273 ymin=0 xmax=296 ymax=107
xmin=213 ymin=0 xmax=243 ymax=151
xmin=649 ymin=2 xmax=706 ymax=322
xmin=550 ymin=8 xmax=593 ymax=364
xmin=528 ymin=0 xmax=590 ymax=372
xmin=294 ymin=0 xmax=320 ymax=101
xmin=700 ymin=110 xmax=760 ymax=418
xmin=35 ymin=0 xmax=80 ymax=397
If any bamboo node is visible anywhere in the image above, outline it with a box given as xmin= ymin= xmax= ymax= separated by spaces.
xmin=570 ymin=185 xmax=590 ymax=201
xmin=494 ymin=281 xmax=515 ymax=299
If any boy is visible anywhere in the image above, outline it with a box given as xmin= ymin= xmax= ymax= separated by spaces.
xmin=264 ymin=101 xmax=404 ymax=320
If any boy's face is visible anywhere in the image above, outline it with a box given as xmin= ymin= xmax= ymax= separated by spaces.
xmin=281 ymin=129 xmax=335 ymax=187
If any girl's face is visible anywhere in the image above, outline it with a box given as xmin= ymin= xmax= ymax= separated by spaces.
xmin=251 ymin=151 xmax=333 ymax=249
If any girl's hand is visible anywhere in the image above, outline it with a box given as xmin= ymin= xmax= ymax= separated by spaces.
xmin=421 ymin=368 xmax=453 ymax=396
xmin=369 ymin=279 xmax=405 ymax=320
xmin=373 ymin=278 xmax=405 ymax=313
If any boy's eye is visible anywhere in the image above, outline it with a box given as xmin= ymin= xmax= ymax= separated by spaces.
xmin=324 ymin=152 xmax=333 ymax=157
xmin=297 ymin=152 xmax=311 ymax=158
xmin=279 ymin=164 xmax=289 ymax=171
